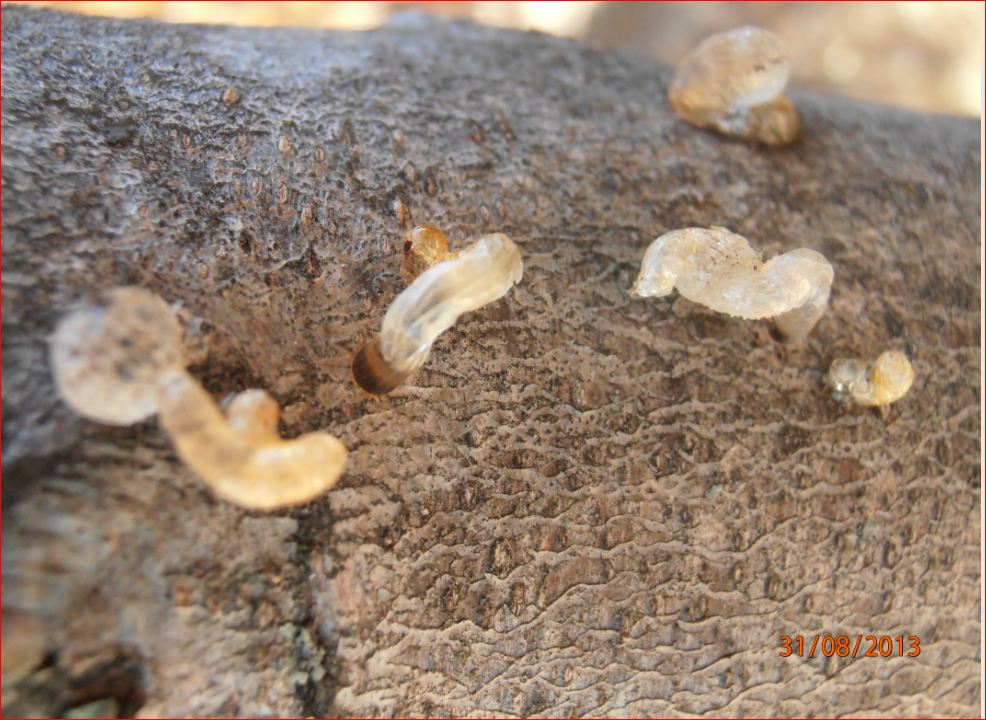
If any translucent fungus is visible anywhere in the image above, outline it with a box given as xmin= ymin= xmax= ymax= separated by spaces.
xmin=828 ymin=350 xmax=915 ymax=407
xmin=50 ymin=286 xmax=184 ymax=424
xmin=156 ymin=372 xmax=347 ymax=510
xmin=669 ymin=26 xmax=800 ymax=146
xmin=353 ymin=226 xmax=524 ymax=394
xmin=50 ymin=287 xmax=347 ymax=509
xmin=630 ymin=226 xmax=833 ymax=343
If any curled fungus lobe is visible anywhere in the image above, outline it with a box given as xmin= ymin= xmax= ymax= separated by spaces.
xmin=50 ymin=287 xmax=346 ymax=510
xmin=630 ymin=226 xmax=833 ymax=343
xmin=352 ymin=225 xmax=524 ymax=394
xmin=669 ymin=26 xmax=799 ymax=146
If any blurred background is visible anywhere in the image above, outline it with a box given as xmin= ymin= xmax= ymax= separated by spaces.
xmin=14 ymin=1 xmax=984 ymax=116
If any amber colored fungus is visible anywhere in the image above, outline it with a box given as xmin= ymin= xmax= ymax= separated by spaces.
xmin=669 ymin=26 xmax=800 ymax=146
xmin=400 ymin=224 xmax=460 ymax=284
xmin=156 ymin=372 xmax=347 ymax=509
xmin=828 ymin=350 xmax=915 ymax=407
xmin=352 ymin=337 xmax=409 ymax=395
xmin=50 ymin=287 xmax=347 ymax=509
xmin=353 ymin=227 xmax=524 ymax=394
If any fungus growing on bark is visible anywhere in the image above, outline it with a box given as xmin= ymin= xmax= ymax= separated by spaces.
xmin=400 ymin=224 xmax=459 ymax=284
xmin=669 ymin=26 xmax=799 ymax=145
xmin=630 ymin=226 xmax=833 ymax=343
xmin=50 ymin=286 xmax=185 ymax=425
xmin=50 ymin=287 xmax=346 ymax=509
xmin=352 ymin=226 xmax=524 ymax=394
xmin=828 ymin=350 xmax=915 ymax=408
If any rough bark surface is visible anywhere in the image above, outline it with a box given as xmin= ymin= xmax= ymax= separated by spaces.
xmin=1 ymin=7 xmax=981 ymax=718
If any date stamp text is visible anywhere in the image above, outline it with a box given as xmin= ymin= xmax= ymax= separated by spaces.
xmin=779 ymin=634 xmax=921 ymax=659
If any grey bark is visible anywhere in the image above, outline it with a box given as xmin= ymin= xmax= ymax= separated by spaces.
xmin=1 ymin=7 xmax=981 ymax=717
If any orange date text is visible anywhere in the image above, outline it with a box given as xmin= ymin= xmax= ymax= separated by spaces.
xmin=778 ymin=634 xmax=920 ymax=659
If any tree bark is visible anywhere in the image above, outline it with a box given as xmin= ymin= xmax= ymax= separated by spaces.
xmin=2 ymin=7 xmax=981 ymax=717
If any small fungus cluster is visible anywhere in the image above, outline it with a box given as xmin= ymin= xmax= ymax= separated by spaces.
xmin=48 ymin=25 xmax=916 ymax=514
xmin=827 ymin=350 xmax=915 ymax=408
